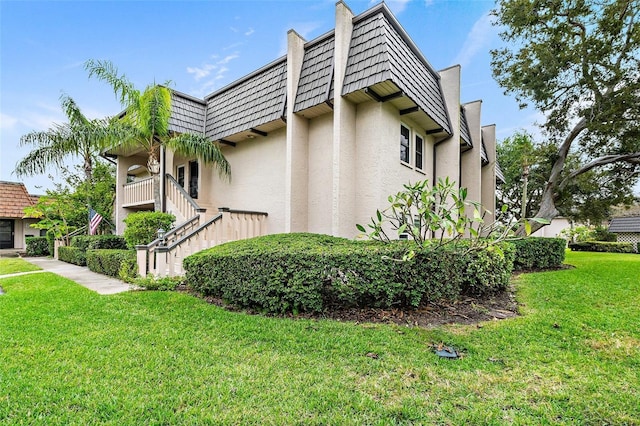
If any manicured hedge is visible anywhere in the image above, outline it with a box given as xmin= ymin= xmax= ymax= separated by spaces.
xmin=568 ymin=241 xmax=635 ymax=253
xmin=58 ymin=246 xmax=86 ymax=266
xmin=183 ymin=233 xmax=515 ymax=314
xmin=25 ymin=236 xmax=49 ymax=256
xmin=86 ymin=249 xmax=137 ymax=280
xmin=511 ymin=237 xmax=566 ymax=270
xmin=71 ymin=235 xmax=127 ymax=251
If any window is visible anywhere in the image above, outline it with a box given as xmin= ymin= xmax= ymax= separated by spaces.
xmin=189 ymin=161 xmax=199 ymax=199
xmin=415 ymin=135 xmax=424 ymax=170
xmin=400 ymin=124 xmax=410 ymax=163
xmin=177 ymin=165 xmax=185 ymax=188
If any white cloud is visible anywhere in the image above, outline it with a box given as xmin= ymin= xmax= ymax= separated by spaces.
xmin=218 ymin=54 xmax=239 ymax=65
xmin=452 ymin=12 xmax=497 ymax=68
xmin=0 ymin=113 xmax=18 ymax=130
xmin=187 ymin=64 xmax=217 ymax=81
xmin=245 ymin=27 xmax=255 ymax=36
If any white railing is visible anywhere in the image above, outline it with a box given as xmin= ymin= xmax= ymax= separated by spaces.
xmin=123 ymin=177 xmax=154 ymax=207
xmin=165 ymin=174 xmax=205 ymax=223
xmin=136 ymin=208 xmax=268 ymax=278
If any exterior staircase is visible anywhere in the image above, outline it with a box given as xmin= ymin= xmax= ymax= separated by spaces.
xmin=135 ymin=174 xmax=268 ymax=278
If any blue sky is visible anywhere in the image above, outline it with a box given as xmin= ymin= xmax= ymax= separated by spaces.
xmin=1 ymin=0 xmax=543 ymax=195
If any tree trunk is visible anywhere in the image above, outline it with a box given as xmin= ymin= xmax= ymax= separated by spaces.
xmin=153 ymin=172 xmax=161 ymax=212
xmin=515 ymin=118 xmax=587 ymax=236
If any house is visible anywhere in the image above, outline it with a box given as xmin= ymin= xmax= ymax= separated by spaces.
xmin=609 ymin=216 xmax=640 ymax=252
xmin=0 ymin=181 xmax=41 ymax=250
xmin=107 ymin=2 xmax=502 ymax=276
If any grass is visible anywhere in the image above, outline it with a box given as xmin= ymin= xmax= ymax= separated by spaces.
xmin=0 ymin=251 xmax=638 ymax=425
xmin=0 ymin=258 xmax=41 ymax=275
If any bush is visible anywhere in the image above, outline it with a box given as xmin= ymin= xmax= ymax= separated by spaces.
xmin=184 ymin=233 xmax=515 ymax=314
xmin=58 ymin=246 xmax=86 ymax=266
xmin=568 ymin=241 xmax=635 ymax=253
xmin=123 ymin=212 xmax=175 ymax=248
xmin=86 ymin=249 xmax=137 ymax=280
xmin=70 ymin=234 xmax=127 ymax=251
xmin=591 ymin=226 xmax=617 ymax=242
xmin=134 ymin=275 xmax=183 ymax=291
xmin=511 ymin=237 xmax=567 ymax=270
xmin=25 ymin=236 xmax=49 ymax=256
xmin=46 ymin=229 xmax=56 ymax=258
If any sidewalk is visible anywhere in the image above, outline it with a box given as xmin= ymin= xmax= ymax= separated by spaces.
xmin=18 ymin=257 xmax=134 ymax=295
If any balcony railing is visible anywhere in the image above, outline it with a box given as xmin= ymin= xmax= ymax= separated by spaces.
xmin=123 ymin=177 xmax=154 ymax=207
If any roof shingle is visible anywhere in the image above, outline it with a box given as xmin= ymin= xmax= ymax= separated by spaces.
xmin=609 ymin=216 xmax=640 ymax=233
xmin=0 ymin=181 xmax=38 ymax=218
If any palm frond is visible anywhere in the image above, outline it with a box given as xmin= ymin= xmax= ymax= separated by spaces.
xmin=139 ymin=85 xmax=171 ymax=139
xmin=167 ymin=134 xmax=231 ymax=181
xmin=85 ymin=59 xmax=140 ymax=108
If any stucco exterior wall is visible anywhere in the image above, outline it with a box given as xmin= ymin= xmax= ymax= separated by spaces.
xmin=307 ymin=113 xmax=334 ymax=235
xmin=353 ymin=101 xmax=436 ymax=239
xmin=205 ymin=128 xmax=288 ymax=234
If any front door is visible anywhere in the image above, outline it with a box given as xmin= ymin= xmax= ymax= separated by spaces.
xmin=0 ymin=220 xmax=14 ymax=249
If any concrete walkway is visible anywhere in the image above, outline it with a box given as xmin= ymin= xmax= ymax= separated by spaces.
xmin=16 ymin=257 xmax=134 ymax=295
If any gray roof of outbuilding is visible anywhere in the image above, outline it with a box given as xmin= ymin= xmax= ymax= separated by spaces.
xmin=294 ymin=32 xmax=335 ymax=112
xmin=342 ymin=7 xmax=451 ymax=134
xmin=204 ymin=57 xmax=287 ymax=141
xmin=169 ymin=91 xmax=206 ymax=135
xmin=609 ymin=216 xmax=640 ymax=233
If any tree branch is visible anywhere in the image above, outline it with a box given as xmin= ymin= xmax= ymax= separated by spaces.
xmin=559 ymin=152 xmax=640 ymax=190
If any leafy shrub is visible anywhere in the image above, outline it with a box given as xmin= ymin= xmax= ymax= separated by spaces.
xmin=591 ymin=226 xmax=617 ymax=242
xmin=46 ymin=229 xmax=56 ymax=258
xmin=184 ymin=233 xmax=515 ymax=314
xmin=70 ymin=234 xmax=127 ymax=251
xmin=134 ymin=275 xmax=183 ymax=291
xmin=86 ymin=249 xmax=137 ymax=280
xmin=123 ymin=212 xmax=175 ymax=248
xmin=568 ymin=241 xmax=635 ymax=253
xmin=25 ymin=237 xmax=49 ymax=256
xmin=511 ymin=237 xmax=566 ymax=270
xmin=58 ymin=246 xmax=86 ymax=266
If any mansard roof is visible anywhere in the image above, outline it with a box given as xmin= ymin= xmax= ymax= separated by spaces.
xmin=160 ymin=2 xmax=454 ymax=143
xmin=460 ymin=107 xmax=472 ymax=151
xmin=205 ymin=57 xmax=287 ymax=142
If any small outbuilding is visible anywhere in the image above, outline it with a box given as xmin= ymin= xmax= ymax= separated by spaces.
xmin=608 ymin=216 xmax=640 ymax=252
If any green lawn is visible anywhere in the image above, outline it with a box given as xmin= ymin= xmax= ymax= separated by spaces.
xmin=0 ymin=258 xmax=41 ymax=276
xmin=0 ymin=252 xmax=638 ymax=425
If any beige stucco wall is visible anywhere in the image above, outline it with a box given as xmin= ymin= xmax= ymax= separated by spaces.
xmin=307 ymin=113 xmax=334 ymax=235
xmin=531 ymin=217 xmax=572 ymax=238
xmin=352 ymin=101 xmax=435 ymax=239
xmin=204 ymin=128 xmax=288 ymax=235
xmin=7 ymin=218 xmax=41 ymax=249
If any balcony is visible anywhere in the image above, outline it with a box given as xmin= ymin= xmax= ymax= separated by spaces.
xmin=122 ymin=177 xmax=154 ymax=208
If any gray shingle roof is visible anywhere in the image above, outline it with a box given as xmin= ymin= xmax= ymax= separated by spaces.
xmin=342 ymin=10 xmax=451 ymax=134
xmin=169 ymin=91 xmax=206 ymax=135
xmin=460 ymin=107 xmax=472 ymax=148
xmin=481 ymin=138 xmax=489 ymax=165
xmin=204 ymin=58 xmax=287 ymax=141
xmin=609 ymin=216 xmax=640 ymax=233
xmin=294 ymin=33 xmax=335 ymax=112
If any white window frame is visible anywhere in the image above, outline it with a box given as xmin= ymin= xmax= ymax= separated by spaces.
xmin=400 ymin=123 xmax=411 ymax=165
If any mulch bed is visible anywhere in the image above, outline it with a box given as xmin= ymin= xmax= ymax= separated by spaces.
xmin=185 ymin=287 xmax=519 ymax=329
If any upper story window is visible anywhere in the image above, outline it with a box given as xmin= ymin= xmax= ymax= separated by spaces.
xmin=400 ymin=124 xmax=410 ymax=163
xmin=415 ymin=135 xmax=424 ymax=170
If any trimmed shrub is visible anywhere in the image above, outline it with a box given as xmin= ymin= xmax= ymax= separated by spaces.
xmin=568 ymin=241 xmax=635 ymax=253
xmin=70 ymin=234 xmax=127 ymax=250
xmin=123 ymin=211 xmax=175 ymax=248
xmin=58 ymin=246 xmax=86 ymax=266
xmin=511 ymin=237 xmax=567 ymax=270
xmin=25 ymin=236 xmax=49 ymax=256
xmin=86 ymin=249 xmax=137 ymax=280
xmin=591 ymin=226 xmax=617 ymax=242
xmin=184 ymin=233 xmax=515 ymax=314
xmin=46 ymin=229 xmax=56 ymax=258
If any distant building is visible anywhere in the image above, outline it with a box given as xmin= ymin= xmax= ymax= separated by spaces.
xmin=0 ymin=181 xmax=41 ymax=250
xmin=609 ymin=216 xmax=640 ymax=252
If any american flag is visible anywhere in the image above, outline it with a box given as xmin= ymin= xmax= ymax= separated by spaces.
xmin=89 ymin=208 xmax=103 ymax=235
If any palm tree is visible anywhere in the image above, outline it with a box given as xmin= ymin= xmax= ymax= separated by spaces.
xmin=15 ymin=94 xmax=115 ymax=184
xmin=84 ymin=59 xmax=231 ymax=211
